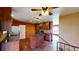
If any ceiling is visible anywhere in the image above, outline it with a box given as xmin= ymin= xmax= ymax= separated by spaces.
xmin=11 ymin=7 xmax=79 ymax=23
xmin=60 ymin=7 xmax=79 ymax=16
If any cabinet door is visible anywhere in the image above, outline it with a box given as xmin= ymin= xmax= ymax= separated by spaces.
xmin=19 ymin=39 xmax=31 ymax=51
xmin=43 ymin=22 xmax=49 ymax=30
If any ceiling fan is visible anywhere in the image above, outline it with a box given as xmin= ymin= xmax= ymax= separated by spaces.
xmin=31 ymin=7 xmax=58 ymax=16
xmin=33 ymin=17 xmax=42 ymax=20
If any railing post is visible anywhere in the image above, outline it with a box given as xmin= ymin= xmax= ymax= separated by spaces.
xmin=57 ymin=42 xmax=58 ymax=51
xmin=63 ymin=44 xmax=65 ymax=51
xmin=74 ymin=47 xmax=75 ymax=51
xmin=69 ymin=46 xmax=70 ymax=51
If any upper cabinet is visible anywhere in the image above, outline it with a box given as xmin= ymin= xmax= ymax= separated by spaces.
xmin=0 ymin=7 xmax=11 ymax=20
xmin=43 ymin=22 xmax=50 ymax=30
xmin=35 ymin=22 xmax=52 ymax=34
xmin=38 ymin=22 xmax=52 ymax=29
xmin=0 ymin=7 xmax=12 ymax=31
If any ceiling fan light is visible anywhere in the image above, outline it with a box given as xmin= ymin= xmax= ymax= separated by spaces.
xmin=49 ymin=12 xmax=52 ymax=15
xmin=42 ymin=10 xmax=44 ymax=15
xmin=42 ymin=10 xmax=48 ymax=16
xmin=42 ymin=7 xmax=48 ymax=11
xmin=39 ymin=14 xmax=42 ymax=16
xmin=45 ymin=10 xmax=48 ymax=15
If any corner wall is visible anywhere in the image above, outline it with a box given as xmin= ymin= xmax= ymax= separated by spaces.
xmin=60 ymin=12 xmax=79 ymax=47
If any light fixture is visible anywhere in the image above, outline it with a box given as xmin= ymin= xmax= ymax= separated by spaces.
xmin=41 ymin=7 xmax=49 ymax=16
xmin=11 ymin=14 xmax=14 ymax=17
xmin=3 ymin=31 xmax=7 ymax=34
xmin=42 ymin=10 xmax=48 ymax=16
xmin=34 ymin=18 xmax=41 ymax=22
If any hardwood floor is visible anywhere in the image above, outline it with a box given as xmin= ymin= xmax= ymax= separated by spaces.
xmin=19 ymin=39 xmax=32 ymax=51
xmin=32 ymin=41 xmax=53 ymax=51
xmin=19 ymin=39 xmax=53 ymax=51
xmin=1 ymin=39 xmax=53 ymax=51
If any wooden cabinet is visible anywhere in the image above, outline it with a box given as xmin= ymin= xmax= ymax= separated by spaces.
xmin=37 ymin=22 xmax=50 ymax=30
xmin=35 ymin=22 xmax=52 ymax=34
xmin=19 ymin=39 xmax=31 ymax=51
xmin=0 ymin=7 xmax=12 ymax=31
xmin=43 ymin=22 xmax=50 ymax=30
xmin=35 ymin=22 xmax=52 ymax=42
xmin=1 ymin=39 xmax=31 ymax=51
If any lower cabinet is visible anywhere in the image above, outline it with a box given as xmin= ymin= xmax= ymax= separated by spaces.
xmin=1 ymin=39 xmax=31 ymax=51
xmin=19 ymin=39 xmax=31 ymax=51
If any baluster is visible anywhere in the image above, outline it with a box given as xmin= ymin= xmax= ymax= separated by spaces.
xmin=68 ymin=45 xmax=70 ymax=51
xmin=57 ymin=42 xmax=79 ymax=51
xmin=57 ymin=42 xmax=58 ymax=51
xmin=74 ymin=47 xmax=75 ymax=51
xmin=63 ymin=44 xmax=65 ymax=51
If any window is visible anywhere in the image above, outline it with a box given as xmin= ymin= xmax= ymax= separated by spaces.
xmin=53 ymin=25 xmax=59 ymax=34
xmin=52 ymin=11 xmax=59 ymax=50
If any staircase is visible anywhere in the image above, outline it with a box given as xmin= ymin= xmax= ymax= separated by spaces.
xmin=57 ymin=42 xmax=79 ymax=51
xmin=53 ymin=34 xmax=79 ymax=51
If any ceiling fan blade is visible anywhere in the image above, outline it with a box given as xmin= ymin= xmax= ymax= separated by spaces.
xmin=39 ymin=14 xmax=42 ymax=16
xmin=49 ymin=12 xmax=53 ymax=16
xmin=42 ymin=7 xmax=48 ymax=10
xmin=49 ymin=7 xmax=59 ymax=9
xmin=31 ymin=9 xmax=41 ymax=11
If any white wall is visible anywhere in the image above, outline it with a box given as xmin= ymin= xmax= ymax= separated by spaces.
xmin=19 ymin=25 xmax=26 ymax=39
xmin=11 ymin=25 xmax=26 ymax=39
xmin=52 ymin=11 xmax=59 ymax=51
xmin=60 ymin=12 xmax=79 ymax=47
